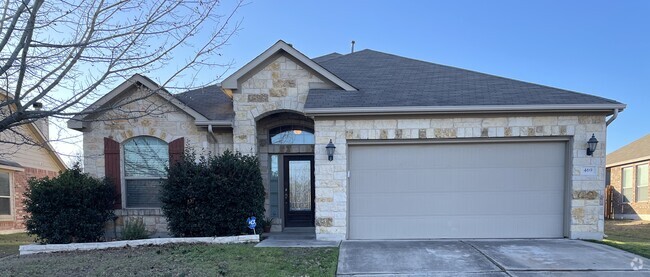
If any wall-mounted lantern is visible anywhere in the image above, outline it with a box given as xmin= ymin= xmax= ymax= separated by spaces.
xmin=586 ymin=134 xmax=598 ymax=156
xmin=326 ymin=139 xmax=336 ymax=161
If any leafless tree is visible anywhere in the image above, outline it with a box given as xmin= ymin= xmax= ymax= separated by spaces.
xmin=0 ymin=0 xmax=243 ymax=153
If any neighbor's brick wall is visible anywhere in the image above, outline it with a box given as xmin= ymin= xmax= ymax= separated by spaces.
xmin=314 ymin=115 xmax=608 ymax=241
xmin=0 ymin=167 xmax=58 ymax=232
xmin=608 ymin=161 xmax=650 ymax=219
xmin=82 ymin=86 xmax=233 ymax=237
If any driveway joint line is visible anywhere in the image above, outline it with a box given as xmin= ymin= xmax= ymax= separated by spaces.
xmin=461 ymin=240 xmax=512 ymax=276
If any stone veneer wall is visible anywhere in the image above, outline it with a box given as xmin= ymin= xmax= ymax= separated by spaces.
xmin=608 ymin=161 xmax=650 ymax=220
xmin=232 ymin=54 xmax=333 ymax=156
xmin=0 ymin=167 xmax=58 ymax=232
xmin=313 ymin=114 xmax=608 ymax=241
xmin=83 ymin=87 xmax=232 ymax=237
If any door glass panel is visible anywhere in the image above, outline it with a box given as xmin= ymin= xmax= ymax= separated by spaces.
xmin=289 ymin=160 xmax=311 ymax=211
xmin=269 ymin=155 xmax=279 ymax=217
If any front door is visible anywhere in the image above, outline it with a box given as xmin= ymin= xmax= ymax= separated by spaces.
xmin=284 ymin=155 xmax=315 ymax=227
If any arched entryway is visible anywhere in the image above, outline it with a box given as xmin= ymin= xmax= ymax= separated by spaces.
xmin=256 ymin=111 xmax=315 ymax=230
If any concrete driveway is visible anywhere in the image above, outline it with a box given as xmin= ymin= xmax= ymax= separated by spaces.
xmin=338 ymin=239 xmax=650 ymax=276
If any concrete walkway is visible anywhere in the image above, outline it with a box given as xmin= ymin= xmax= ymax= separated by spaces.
xmin=337 ymin=239 xmax=650 ymax=276
xmin=256 ymin=227 xmax=340 ymax=248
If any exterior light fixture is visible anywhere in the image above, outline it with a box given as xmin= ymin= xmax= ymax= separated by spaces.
xmin=293 ymin=129 xmax=302 ymax=135
xmin=586 ymin=134 xmax=598 ymax=156
xmin=326 ymin=139 xmax=336 ymax=161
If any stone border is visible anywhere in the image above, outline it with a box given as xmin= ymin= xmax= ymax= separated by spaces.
xmin=19 ymin=234 xmax=259 ymax=256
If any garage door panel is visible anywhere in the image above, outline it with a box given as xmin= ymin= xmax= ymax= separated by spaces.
xmin=350 ymin=190 xmax=564 ymax=216
xmin=351 ymin=167 xmax=564 ymax=194
xmin=349 ymin=143 xmax=564 ymax=170
xmin=350 ymin=214 xmax=564 ymax=239
xmin=348 ymin=141 xmax=566 ymax=239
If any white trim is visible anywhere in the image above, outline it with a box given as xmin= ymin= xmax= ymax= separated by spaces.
xmin=221 ymin=40 xmax=356 ymax=91
xmin=305 ymin=104 xmax=626 ymax=116
xmin=20 ymin=235 xmax=260 ymax=255
xmin=67 ymin=74 xmax=209 ymax=130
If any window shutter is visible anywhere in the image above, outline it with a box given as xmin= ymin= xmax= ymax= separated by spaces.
xmin=104 ymin=137 xmax=122 ymax=209
xmin=169 ymin=137 xmax=185 ymax=166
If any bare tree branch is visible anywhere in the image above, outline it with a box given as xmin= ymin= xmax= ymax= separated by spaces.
xmin=0 ymin=0 xmax=243 ymax=158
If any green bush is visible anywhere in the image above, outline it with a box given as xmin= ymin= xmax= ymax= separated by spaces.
xmin=161 ymin=149 xmax=265 ymax=237
xmin=24 ymin=165 xmax=115 ymax=244
xmin=120 ymin=218 xmax=150 ymax=240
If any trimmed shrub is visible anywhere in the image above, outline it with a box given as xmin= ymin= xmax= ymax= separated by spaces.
xmin=24 ymin=165 xmax=115 ymax=244
xmin=161 ymin=149 xmax=265 ymax=237
xmin=120 ymin=218 xmax=150 ymax=240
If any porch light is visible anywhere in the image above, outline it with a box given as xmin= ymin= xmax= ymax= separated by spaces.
xmin=586 ymin=134 xmax=598 ymax=156
xmin=326 ymin=139 xmax=336 ymax=161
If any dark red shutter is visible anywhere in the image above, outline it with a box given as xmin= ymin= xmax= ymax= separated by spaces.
xmin=104 ymin=137 xmax=122 ymax=209
xmin=169 ymin=137 xmax=185 ymax=166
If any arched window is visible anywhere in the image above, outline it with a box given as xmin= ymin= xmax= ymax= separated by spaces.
xmin=269 ymin=126 xmax=315 ymax=145
xmin=123 ymin=136 xmax=168 ymax=208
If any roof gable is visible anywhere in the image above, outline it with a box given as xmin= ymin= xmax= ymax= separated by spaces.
xmin=607 ymin=134 xmax=650 ymax=167
xmin=221 ymin=40 xmax=356 ymax=91
xmin=67 ymin=74 xmax=209 ymax=130
xmin=0 ymin=93 xmax=67 ymax=170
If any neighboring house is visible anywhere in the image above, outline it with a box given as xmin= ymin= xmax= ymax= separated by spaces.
xmin=0 ymin=94 xmax=67 ymax=233
xmin=606 ymin=134 xmax=650 ymax=220
xmin=68 ymin=40 xmax=625 ymax=240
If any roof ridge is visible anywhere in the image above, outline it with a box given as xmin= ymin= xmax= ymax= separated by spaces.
xmin=313 ymin=52 xmax=347 ymax=63
xmin=348 ymin=50 xmax=620 ymax=105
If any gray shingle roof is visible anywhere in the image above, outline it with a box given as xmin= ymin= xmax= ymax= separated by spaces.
xmin=305 ymin=50 xmax=621 ymax=109
xmin=174 ymin=85 xmax=233 ymax=121
xmin=607 ymin=134 xmax=650 ymax=166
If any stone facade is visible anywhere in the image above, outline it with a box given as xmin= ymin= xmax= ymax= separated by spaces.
xmin=607 ymin=161 xmax=650 ymax=219
xmin=231 ymin=54 xmax=333 ymax=228
xmin=83 ymin=86 xmax=232 ymax=237
xmin=313 ymin=114 xmax=608 ymax=240
xmin=0 ymin=167 xmax=58 ymax=232
xmin=232 ymin=55 xmax=334 ymax=155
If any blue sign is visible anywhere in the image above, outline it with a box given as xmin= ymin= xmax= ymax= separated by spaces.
xmin=247 ymin=217 xmax=257 ymax=230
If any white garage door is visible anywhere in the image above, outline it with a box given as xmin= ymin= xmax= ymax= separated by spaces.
xmin=348 ymin=141 xmax=566 ymax=239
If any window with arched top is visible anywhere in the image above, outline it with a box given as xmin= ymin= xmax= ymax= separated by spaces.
xmin=269 ymin=126 xmax=315 ymax=145
xmin=123 ymin=136 xmax=168 ymax=208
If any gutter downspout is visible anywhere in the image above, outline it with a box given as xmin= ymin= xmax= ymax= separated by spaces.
xmin=207 ymin=124 xmax=218 ymax=147
xmin=606 ymin=109 xmax=619 ymax=126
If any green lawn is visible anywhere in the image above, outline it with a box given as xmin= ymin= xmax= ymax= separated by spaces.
xmin=0 ymin=232 xmax=34 ymax=258
xmin=0 ymin=241 xmax=338 ymax=276
xmin=599 ymin=220 xmax=650 ymax=258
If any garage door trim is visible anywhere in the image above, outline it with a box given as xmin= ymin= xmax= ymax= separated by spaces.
xmin=345 ymin=137 xmax=572 ymax=240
